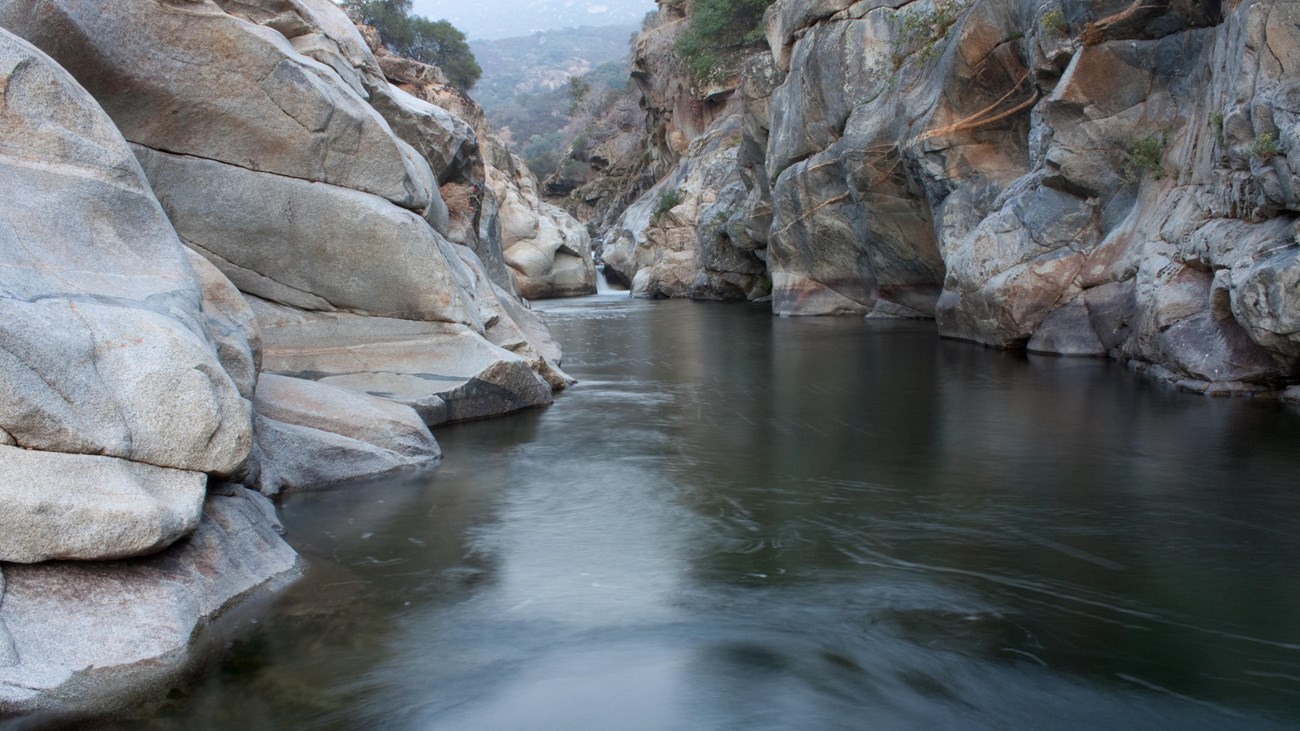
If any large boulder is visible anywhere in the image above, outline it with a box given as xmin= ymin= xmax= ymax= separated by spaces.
xmin=0 ymin=446 xmax=206 ymax=564
xmin=0 ymin=28 xmax=251 ymax=474
xmin=0 ymin=488 xmax=300 ymax=717
xmin=251 ymin=374 xmax=442 ymax=494
xmin=0 ymin=0 xmax=436 ymax=212
xmin=251 ymin=297 xmax=554 ymax=426
xmin=135 ymin=145 xmax=479 ymax=326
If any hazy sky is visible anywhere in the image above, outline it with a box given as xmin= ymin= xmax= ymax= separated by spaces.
xmin=410 ymin=0 xmax=655 ymax=40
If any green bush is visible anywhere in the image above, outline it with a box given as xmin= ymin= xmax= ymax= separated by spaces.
xmin=1122 ymin=131 xmax=1168 ymax=182
xmin=1208 ymin=110 xmax=1224 ymax=139
xmin=892 ymin=0 xmax=963 ymax=69
xmin=1040 ymin=7 xmax=1067 ymax=35
xmin=1245 ymin=132 xmax=1282 ymax=160
xmin=675 ymin=0 xmax=775 ymax=81
xmin=654 ymin=188 xmax=683 ymax=218
xmin=343 ymin=0 xmax=481 ymax=90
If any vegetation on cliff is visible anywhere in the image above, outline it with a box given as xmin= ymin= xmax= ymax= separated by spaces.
xmin=674 ymin=0 xmax=774 ymax=80
xmin=343 ymin=0 xmax=481 ymax=90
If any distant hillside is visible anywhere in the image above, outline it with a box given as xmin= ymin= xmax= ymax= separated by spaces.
xmin=411 ymin=0 xmax=651 ymax=40
xmin=470 ymin=24 xmax=637 ymax=180
xmin=471 ymin=24 xmax=636 ymax=110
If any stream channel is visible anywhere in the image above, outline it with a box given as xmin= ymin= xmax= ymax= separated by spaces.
xmin=142 ymin=295 xmax=1300 ymax=729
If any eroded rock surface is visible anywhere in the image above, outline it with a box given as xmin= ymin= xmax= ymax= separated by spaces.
xmin=251 ymin=374 xmax=442 ymax=493
xmin=0 ymin=489 xmax=299 ymax=716
xmin=366 ymin=30 xmax=599 ymax=299
xmin=0 ymin=446 xmax=206 ymax=564
xmin=252 ymin=297 xmax=554 ymax=425
xmin=0 ymin=29 xmax=251 ymax=474
xmin=582 ymin=0 xmax=1300 ymax=391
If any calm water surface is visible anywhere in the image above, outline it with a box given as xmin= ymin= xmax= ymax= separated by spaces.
xmin=135 ymin=297 xmax=1300 ymax=728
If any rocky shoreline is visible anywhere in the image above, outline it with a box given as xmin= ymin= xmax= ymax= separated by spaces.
xmin=0 ymin=0 xmax=597 ymax=718
xmin=568 ymin=0 xmax=1300 ymax=397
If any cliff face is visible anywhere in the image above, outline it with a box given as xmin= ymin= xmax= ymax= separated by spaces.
xmin=591 ymin=3 xmax=770 ymax=298
xmin=361 ymin=27 xmax=599 ymax=300
xmin=583 ymin=0 xmax=1300 ymax=393
xmin=0 ymin=0 xmax=587 ymax=715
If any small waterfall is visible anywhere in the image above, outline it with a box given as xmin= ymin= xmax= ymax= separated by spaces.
xmin=595 ymin=263 xmax=626 ymax=296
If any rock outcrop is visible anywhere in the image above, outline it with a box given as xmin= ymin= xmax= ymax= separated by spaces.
xmin=363 ymin=28 xmax=599 ymax=299
xmin=0 ymin=488 xmax=299 ymax=717
xmin=0 ymin=0 xmax=582 ymax=716
xmin=0 ymin=27 xmax=246 ymax=561
xmin=578 ymin=0 xmax=1300 ymax=393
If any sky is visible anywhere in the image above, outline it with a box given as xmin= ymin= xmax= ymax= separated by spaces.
xmin=410 ymin=0 xmax=656 ymax=40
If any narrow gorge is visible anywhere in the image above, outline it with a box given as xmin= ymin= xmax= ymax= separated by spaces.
xmin=1 ymin=0 xmax=1299 ymax=725
xmin=572 ymin=0 xmax=1300 ymax=397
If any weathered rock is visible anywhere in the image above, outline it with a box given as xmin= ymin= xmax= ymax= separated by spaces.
xmin=0 ymin=0 xmax=436 ymax=212
xmin=503 ymin=198 xmax=599 ymax=299
xmin=604 ymin=104 xmax=767 ymax=300
xmin=0 ymin=489 xmax=300 ymax=716
xmin=0 ymin=445 xmax=206 ymax=564
xmin=363 ymin=30 xmax=598 ymax=298
xmin=134 ymin=145 xmax=480 ymax=327
xmin=188 ymin=250 xmax=262 ymax=400
xmin=251 ymin=298 xmax=555 ymax=425
xmin=250 ymin=374 xmax=441 ymax=493
xmin=0 ymin=571 xmax=14 ymax=668
xmin=447 ymin=246 xmax=576 ymax=389
xmin=0 ymin=28 xmax=250 ymax=473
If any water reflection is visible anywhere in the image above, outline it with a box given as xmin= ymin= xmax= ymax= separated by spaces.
xmin=105 ymin=296 xmax=1300 ymax=730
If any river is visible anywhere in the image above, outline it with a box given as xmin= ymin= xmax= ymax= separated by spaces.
xmin=134 ymin=295 xmax=1300 ymax=729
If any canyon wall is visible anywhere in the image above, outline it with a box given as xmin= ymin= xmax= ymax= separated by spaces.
xmin=577 ymin=0 xmax=1300 ymax=394
xmin=0 ymin=0 xmax=589 ymax=716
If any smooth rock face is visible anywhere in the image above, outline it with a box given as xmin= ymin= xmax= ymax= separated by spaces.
xmin=0 ymin=445 xmax=207 ymax=564
xmin=251 ymin=298 xmax=554 ymax=425
xmin=251 ymin=374 xmax=441 ymax=493
xmin=0 ymin=489 xmax=300 ymax=716
xmin=187 ymin=250 xmax=262 ymax=400
xmin=0 ymin=0 xmax=436 ymax=212
xmin=0 ymin=28 xmax=251 ymax=473
xmin=135 ymin=145 xmax=479 ymax=326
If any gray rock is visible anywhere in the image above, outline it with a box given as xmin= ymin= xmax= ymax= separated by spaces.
xmin=0 ymin=571 xmax=14 ymax=668
xmin=1027 ymin=297 xmax=1107 ymax=356
xmin=0 ymin=0 xmax=436 ymax=212
xmin=448 ymin=246 xmax=575 ymax=389
xmin=251 ymin=298 xmax=554 ymax=425
xmin=188 ymin=250 xmax=261 ymax=400
xmin=253 ymin=414 xmax=436 ymax=493
xmin=134 ymin=145 xmax=480 ymax=327
xmin=251 ymin=374 xmax=441 ymax=493
xmin=0 ymin=489 xmax=300 ymax=716
xmin=0 ymin=445 xmax=206 ymax=564
xmin=0 ymin=29 xmax=250 ymax=474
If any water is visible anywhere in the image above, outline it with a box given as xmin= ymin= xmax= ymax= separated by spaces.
xmin=595 ymin=263 xmax=626 ymax=295
xmin=106 ymin=297 xmax=1300 ymax=728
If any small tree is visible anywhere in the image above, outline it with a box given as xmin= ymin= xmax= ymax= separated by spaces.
xmin=343 ymin=0 xmax=482 ymax=90
xmin=675 ymin=0 xmax=775 ymax=81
